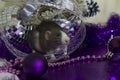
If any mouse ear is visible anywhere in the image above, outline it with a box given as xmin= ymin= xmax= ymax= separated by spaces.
xmin=45 ymin=31 xmax=52 ymax=40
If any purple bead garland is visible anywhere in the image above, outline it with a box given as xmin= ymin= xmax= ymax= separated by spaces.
xmin=0 ymin=54 xmax=107 ymax=73
xmin=48 ymin=55 xmax=107 ymax=68
xmin=0 ymin=61 xmax=21 ymax=76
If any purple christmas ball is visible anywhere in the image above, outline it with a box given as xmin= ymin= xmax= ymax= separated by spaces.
xmin=22 ymin=53 xmax=48 ymax=79
xmin=109 ymin=36 xmax=120 ymax=53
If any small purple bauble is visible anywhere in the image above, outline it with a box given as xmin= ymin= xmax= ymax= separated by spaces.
xmin=109 ymin=36 xmax=120 ymax=53
xmin=22 ymin=53 xmax=48 ymax=79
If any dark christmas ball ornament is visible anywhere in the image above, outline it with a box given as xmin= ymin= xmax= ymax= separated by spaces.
xmin=109 ymin=36 xmax=120 ymax=53
xmin=22 ymin=53 xmax=48 ymax=79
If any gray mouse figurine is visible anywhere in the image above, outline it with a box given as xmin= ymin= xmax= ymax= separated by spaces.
xmin=27 ymin=20 xmax=70 ymax=61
